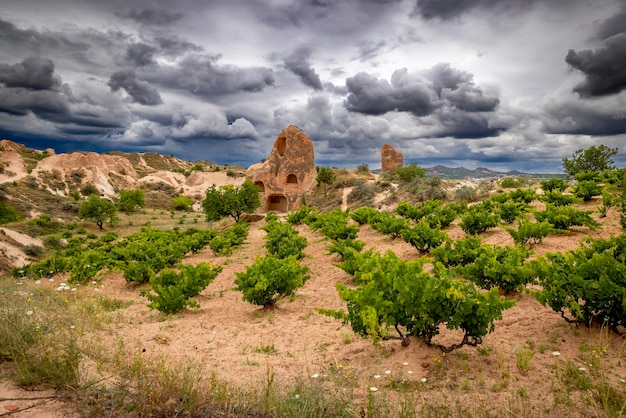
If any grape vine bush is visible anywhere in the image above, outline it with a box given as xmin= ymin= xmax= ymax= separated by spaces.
xmin=142 ymin=263 xmax=223 ymax=313
xmin=532 ymin=235 xmax=626 ymax=328
xmin=319 ymin=250 xmax=515 ymax=352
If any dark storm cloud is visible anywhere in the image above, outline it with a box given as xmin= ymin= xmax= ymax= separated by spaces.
xmin=344 ymin=71 xmax=437 ymax=116
xmin=566 ymin=5 xmax=626 ymax=98
xmin=118 ymin=8 xmax=184 ymax=26
xmin=431 ymin=109 xmax=505 ymax=138
xmin=251 ymin=0 xmax=333 ymax=29
xmin=108 ymin=70 xmax=163 ymax=105
xmin=441 ymin=84 xmax=499 ymax=112
xmin=344 ymin=65 xmax=499 ymax=117
xmin=0 ymin=19 xmax=88 ymax=55
xmin=544 ymin=99 xmax=626 ymax=136
xmin=412 ymin=0 xmax=536 ymax=20
xmin=154 ymin=37 xmax=203 ymax=56
xmin=126 ymin=43 xmax=157 ymax=66
xmin=595 ymin=6 xmax=626 ymax=40
xmin=147 ymin=56 xmax=275 ymax=97
xmin=424 ymin=63 xmax=473 ymax=95
xmin=284 ymin=49 xmax=323 ymax=91
xmin=566 ymin=33 xmax=626 ymax=97
xmin=0 ymin=57 xmax=62 ymax=91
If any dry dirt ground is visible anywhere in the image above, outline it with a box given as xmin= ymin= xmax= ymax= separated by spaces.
xmin=2 ymin=195 xmax=626 ymax=417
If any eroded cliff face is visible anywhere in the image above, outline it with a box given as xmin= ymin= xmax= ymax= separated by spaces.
xmin=381 ymin=144 xmax=403 ymax=173
xmin=246 ymin=125 xmax=316 ymax=212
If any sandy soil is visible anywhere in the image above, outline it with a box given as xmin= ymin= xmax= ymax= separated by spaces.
xmin=2 ymin=197 xmax=626 ymax=416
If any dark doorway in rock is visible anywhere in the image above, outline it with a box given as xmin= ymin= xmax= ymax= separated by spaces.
xmin=286 ymin=174 xmax=298 ymax=184
xmin=267 ymin=195 xmax=288 ymax=212
xmin=255 ymin=181 xmax=265 ymax=192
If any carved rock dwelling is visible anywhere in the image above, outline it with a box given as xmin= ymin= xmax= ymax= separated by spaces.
xmin=381 ymin=144 xmax=403 ymax=173
xmin=246 ymin=125 xmax=316 ymax=212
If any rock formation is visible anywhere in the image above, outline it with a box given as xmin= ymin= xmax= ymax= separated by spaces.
xmin=246 ymin=125 xmax=316 ymax=212
xmin=381 ymin=144 xmax=403 ymax=173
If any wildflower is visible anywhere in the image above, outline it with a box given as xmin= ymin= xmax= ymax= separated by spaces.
xmin=26 ymin=310 xmax=34 ymax=316
xmin=48 ymin=278 xmax=54 ymax=282
xmin=579 ymin=367 xmax=586 ymax=372
xmin=373 ymin=374 xmax=380 ymax=379
xmin=71 ymin=288 xmax=77 ymax=291
xmin=70 ymin=325 xmax=75 ymax=329
xmin=408 ymin=371 xmax=413 ymax=374
xmin=369 ymin=387 xmax=378 ymax=392
xmin=294 ymin=394 xmax=300 ymax=399
xmin=421 ymin=378 xmax=427 ymax=383
xmin=620 ymin=379 xmax=625 ymax=384
xmin=92 ymin=281 xmax=97 ymax=284
xmin=385 ymin=370 xmax=391 ymax=375
xmin=310 ymin=374 xmax=319 ymax=378
xmin=402 ymin=362 xmax=409 ymax=366
xmin=552 ymin=351 xmax=560 ymax=356
xmin=35 ymin=280 xmax=41 ymax=284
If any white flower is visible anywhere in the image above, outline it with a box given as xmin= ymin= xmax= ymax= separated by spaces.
xmin=385 ymin=370 xmax=391 ymax=375
xmin=94 ymin=288 xmax=100 ymax=292
xmin=26 ymin=310 xmax=33 ymax=316
xmin=310 ymin=374 xmax=319 ymax=379
xmin=402 ymin=362 xmax=409 ymax=366
xmin=579 ymin=367 xmax=586 ymax=372
xmin=408 ymin=370 xmax=413 ymax=374
xmin=421 ymin=378 xmax=427 ymax=383
xmin=369 ymin=387 xmax=378 ymax=392
xmin=70 ymin=325 xmax=75 ymax=329
xmin=552 ymin=351 xmax=560 ymax=356
xmin=71 ymin=288 xmax=77 ymax=291
xmin=35 ymin=280 xmax=41 ymax=284
xmin=620 ymin=379 xmax=625 ymax=384
xmin=294 ymin=394 xmax=300 ymax=399
xmin=91 ymin=281 xmax=97 ymax=284
xmin=48 ymin=278 xmax=54 ymax=282
xmin=373 ymin=374 xmax=380 ymax=379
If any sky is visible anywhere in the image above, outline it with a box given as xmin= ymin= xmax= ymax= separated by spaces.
xmin=0 ymin=0 xmax=625 ymax=173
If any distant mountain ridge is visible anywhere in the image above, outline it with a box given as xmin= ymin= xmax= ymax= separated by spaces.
xmin=424 ymin=165 xmax=563 ymax=180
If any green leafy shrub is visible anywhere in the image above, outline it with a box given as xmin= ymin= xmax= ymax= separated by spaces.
xmin=234 ymin=255 xmax=310 ymax=308
xmin=504 ymin=218 xmax=554 ymax=246
xmin=460 ymin=207 xmax=499 ymax=235
xmin=0 ymin=202 xmax=21 ymax=224
xmin=534 ymin=204 xmax=600 ymax=231
xmin=454 ymin=185 xmax=478 ymax=202
xmin=540 ymin=178 xmax=568 ymax=192
xmin=540 ymin=191 xmax=580 ymax=206
xmin=401 ymin=220 xmax=448 ymax=254
xmin=143 ymin=263 xmax=222 ymax=313
xmin=305 ymin=209 xmax=358 ymax=241
xmin=286 ymin=206 xmax=315 ymax=225
xmin=172 ymin=196 xmax=194 ymax=211
xmin=80 ymin=183 xmax=98 ymax=196
xmin=432 ymin=236 xmax=483 ymax=267
xmin=497 ymin=200 xmax=528 ymax=223
xmin=532 ymin=235 xmax=626 ymax=328
xmin=320 ymin=250 xmax=515 ymax=352
xmin=263 ymin=218 xmax=307 ymax=259
xmin=350 ymin=206 xmax=378 ymax=225
xmin=456 ymin=245 xmax=535 ymax=292
xmin=574 ymin=180 xmax=602 ymax=201
xmin=368 ymin=211 xmax=410 ymax=240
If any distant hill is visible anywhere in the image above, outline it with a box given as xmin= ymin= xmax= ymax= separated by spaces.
xmin=424 ymin=165 xmax=564 ymax=180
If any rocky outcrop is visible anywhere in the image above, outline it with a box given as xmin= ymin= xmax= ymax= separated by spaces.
xmin=381 ymin=144 xmax=403 ymax=173
xmin=246 ymin=125 xmax=316 ymax=212
xmin=31 ymin=152 xmax=138 ymax=197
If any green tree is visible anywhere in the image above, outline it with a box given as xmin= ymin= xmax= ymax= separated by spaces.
xmin=395 ymin=163 xmax=426 ymax=183
xmin=117 ymin=189 xmax=146 ymax=214
xmin=202 ymin=179 xmax=261 ymax=222
xmin=316 ymin=166 xmax=336 ymax=196
xmin=562 ymin=145 xmax=617 ymax=178
xmin=78 ymin=195 xmax=119 ymax=230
